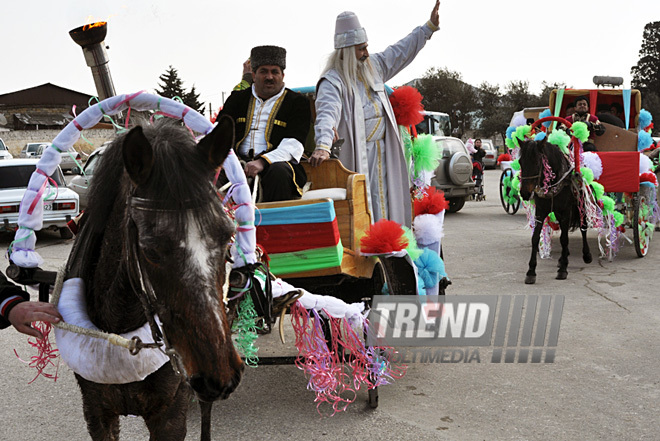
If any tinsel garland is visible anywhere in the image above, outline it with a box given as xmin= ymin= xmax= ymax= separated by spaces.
xmin=231 ymin=295 xmax=260 ymax=367
xmin=290 ymin=301 xmax=405 ymax=415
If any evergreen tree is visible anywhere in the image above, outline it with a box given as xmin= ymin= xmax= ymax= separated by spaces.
xmin=631 ymin=21 xmax=660 ymax=134
xmin=155 ymin=66 xmax=206 ymax=115
xmin=183 ymin=85 xmax=204 ymax=115
xmin=155 ymin=65 xmax=186 ymax=99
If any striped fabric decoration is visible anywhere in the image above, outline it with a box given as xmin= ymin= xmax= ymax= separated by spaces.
xmin=256 ymin=200 xmax=343 ymax=276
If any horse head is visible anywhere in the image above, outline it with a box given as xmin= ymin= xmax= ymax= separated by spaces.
xmin=517 ymin=138 xmax=544 ymax=200
xmin=121 ymin=115 xmax=244 ymax=402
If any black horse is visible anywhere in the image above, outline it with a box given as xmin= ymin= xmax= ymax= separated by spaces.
xmin=65 ymin=116 xmax=244 ymax=440
xmin=518 ymin=138 xmax=592 ymax=284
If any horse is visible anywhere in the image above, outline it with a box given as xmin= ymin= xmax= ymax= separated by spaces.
xmin=518 ymin=138 xmax=592 ymax=284
xmin=64 ymin=115 xmax=244 ymax=440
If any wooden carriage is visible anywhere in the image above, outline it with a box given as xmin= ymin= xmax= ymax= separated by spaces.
xmin=548 ymin=88 xmax=656 ymax=258
xmin=255 ymin=159 xmax=417 ymax=299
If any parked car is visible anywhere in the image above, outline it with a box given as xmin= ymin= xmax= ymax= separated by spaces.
xmin=35 ymin=143 xmax=82 ymax=174
xmin=20 ymin=142 xmax=49 ymax=158
xmin=69 ymin=145 xmax=106 ymax=210
xmin=0 ymin=159 xmax=78 ymax=238
xmin=431 ymin=136 xmax=476 ymax=213
xmin=0 ymin=138 xmax=13 ymax=160
xmin=480 ymin=139 xmax=498 ymax=169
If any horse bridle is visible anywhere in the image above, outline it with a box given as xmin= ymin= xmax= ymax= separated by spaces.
xmin=124 ymin=193 xmax=203 ymax=379
xmin=519 ymin=153 xmax=574 ymax=199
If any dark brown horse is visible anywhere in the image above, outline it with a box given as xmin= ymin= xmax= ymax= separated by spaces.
xmin=65 ymin=116 xmax=244 ymax=440
xmin=518 ymin=137 xmax=592 ymax=284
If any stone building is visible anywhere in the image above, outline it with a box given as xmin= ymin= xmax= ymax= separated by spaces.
xmin=0 ymin=83 xmax=115 ymax=155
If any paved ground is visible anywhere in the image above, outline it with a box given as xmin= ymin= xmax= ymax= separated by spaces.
xmin=1 ymin=168 xmax=658 ymax=440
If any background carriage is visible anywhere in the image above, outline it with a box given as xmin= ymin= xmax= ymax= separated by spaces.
xmin=499 ymin=88 xmax=658 ymax=259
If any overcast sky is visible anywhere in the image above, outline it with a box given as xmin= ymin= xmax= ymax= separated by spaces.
xmin=1 ymin=1 xmax=657 ymax=115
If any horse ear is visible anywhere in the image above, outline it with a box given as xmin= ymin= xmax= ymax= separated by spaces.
xmin=199 ymin=115 xmax=235 ymax=168
xmin=122 ymin=126 xmax=154 ymax=186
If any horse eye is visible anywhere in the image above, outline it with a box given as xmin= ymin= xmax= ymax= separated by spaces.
xmin=141 ymin=247 xmax=162 ymax=265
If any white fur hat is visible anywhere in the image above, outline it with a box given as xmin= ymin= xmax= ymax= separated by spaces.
xmin=334 ymin=11 xmax=368 ymax=49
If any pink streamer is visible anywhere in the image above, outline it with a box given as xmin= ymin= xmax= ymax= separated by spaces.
xmin=13 ymin=321 xmax=59 ymax=384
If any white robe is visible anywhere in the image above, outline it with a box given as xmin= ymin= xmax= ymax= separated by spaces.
xmin=315 ymin=21 xmax=438 ymax=227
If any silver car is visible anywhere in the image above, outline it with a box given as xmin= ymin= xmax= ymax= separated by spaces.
xmin=480 ymin=139 xmax=498 ymax=169
xmin=20 ymin=142 xmax=48 ymax=158
xmin=69 ymin=145 xmax=106 ymax=210
xmin=35 ymin=143 xmax=82 ymax=174
xmin=431 ymin=136 xmax=477 ymax=213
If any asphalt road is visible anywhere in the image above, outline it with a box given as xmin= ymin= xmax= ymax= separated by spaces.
xmin=1 ymin=168 xmax=658 ymax=440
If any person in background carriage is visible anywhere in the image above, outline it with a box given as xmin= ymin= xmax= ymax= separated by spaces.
xmin=563 ymin=96 xmax=605 ymax=152
xmin=309 ymin=0 xmax=441 ymax=227
xmin=1 ymin=270 xmax=61 ymax=339
xmin=219 ymin=45 xmax=311 ymax=202
xmin=596 ymin=103 xmax=625 ymax=128
xmin=471 ymin=138 xmax=486 ymax=199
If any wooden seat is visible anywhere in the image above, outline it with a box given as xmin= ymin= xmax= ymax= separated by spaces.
xmin=256 ymin=159 xmax=375 ymax=279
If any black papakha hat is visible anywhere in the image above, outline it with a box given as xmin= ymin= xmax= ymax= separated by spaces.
xmin=250 ymin=45 xmax=286 ymax=71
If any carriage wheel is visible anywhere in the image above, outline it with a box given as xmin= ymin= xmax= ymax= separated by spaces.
xmin=499 ymin=169 xmax=520 ymax=215
xmin=633 ymin=193 xmax=652 ymax=257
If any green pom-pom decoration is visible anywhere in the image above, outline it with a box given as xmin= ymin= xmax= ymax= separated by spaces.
xmin=547 ymin=129 xmax=571 ymax=153
xmin=231 ymin=294 xmax=260 ymax=367
xmin=403 ymin=227 xmax=423 ymax=261
xmin=511 ymin=175 xmax=521 ymax=192
xmin=601 ymin=195 xmax=615 ymax=214
xmin=580 ymin=167 xmax=594 ymax=184
xmin=548 ymin=212 xmax=557 ymax=223
xmin=571 ymin=121 xmax=589 ymax=142
xmin=505 ymin=137 xmax=517 ymax=150
xmin=612 ymin=211 xmax=624 ymax=227
xmin=511 ymin=159 xmax=520 ymax=170
xmin=591 ymin=182 xmax=605 ymax=200
xmin=411 ymin=134 xmax=441 ymax=174
xmin=514 ymin=125 xmax=531 ymax=141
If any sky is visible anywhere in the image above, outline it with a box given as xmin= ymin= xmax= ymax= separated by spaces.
xmin=1 ymin=0 xmax=658 ymax=115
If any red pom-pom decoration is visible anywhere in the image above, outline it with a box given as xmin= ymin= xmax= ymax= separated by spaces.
xmin=497 ymin=153 xmax=512 ymax=164
xmin=414 ymin=187 xmax=449 ymax=216
xmin=640 ymin=172 xmax=658 ymax=186
xmin=360 ymin=220 xmax=409 ymax=254
xmin=389 ymin=86 xmax=424 ymax=127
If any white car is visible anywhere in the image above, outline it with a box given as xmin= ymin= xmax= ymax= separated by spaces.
xmin=0 ymin=138 xmax=13 ymax=160
xmin=0 ymin=159 xmax=79 ymax=239
xmin=480 ymin=139 xmax=498 ymax=169
xmin=69 ymin=145 xmax=106 ymax=210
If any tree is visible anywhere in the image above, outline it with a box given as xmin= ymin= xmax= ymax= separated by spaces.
xmin=631 ymin=21 xmax=660 ymax=135
xmin=415 ymin=67 xmax=478 ymax=138
xmin=183 ymin=85 xmax=204 ymax=115
xmin=476 ymin=82 xmax=509 ymax=142
xmin=155 ymin=66 xmax=205 ymax=115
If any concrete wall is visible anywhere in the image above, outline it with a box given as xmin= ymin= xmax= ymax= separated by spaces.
xmin=0 ymin=128 xmax=116 ymax=157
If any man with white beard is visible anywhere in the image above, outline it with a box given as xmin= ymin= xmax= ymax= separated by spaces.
xmin=310 ymin=1 xmax=440 ymax=227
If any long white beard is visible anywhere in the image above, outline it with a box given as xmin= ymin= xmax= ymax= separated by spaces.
xmin=356 ymin=58 xmax=377 ymax=91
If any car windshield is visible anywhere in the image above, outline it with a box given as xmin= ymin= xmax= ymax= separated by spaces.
xmin=83 ymin=151 xmax=103 ymax=176
xmin=27 ymin=144 xmax=43 ymax=152
xmin=0 ymin=165 xmax=64 ymax=189
xmin=0 ymin=140 xmax=8 ymax=150
xmin=436 ymin=138 xmax=466 ymax=156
